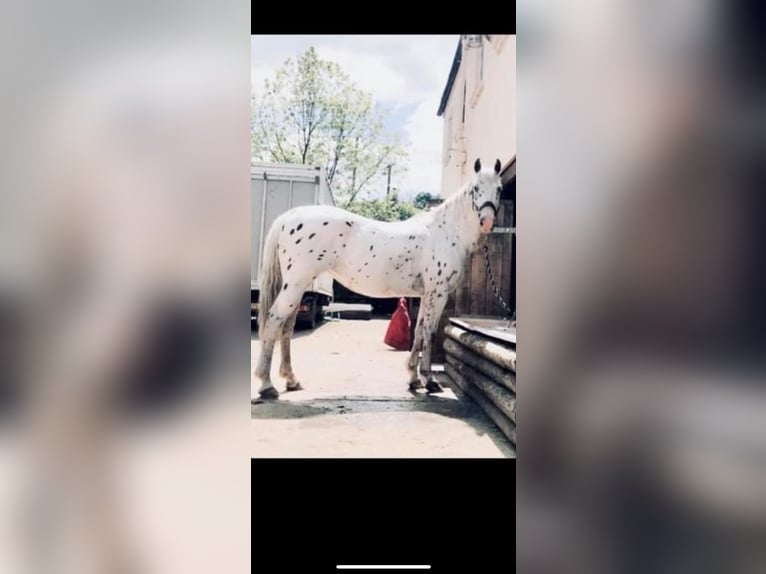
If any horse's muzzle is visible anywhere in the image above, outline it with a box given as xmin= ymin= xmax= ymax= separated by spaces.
xmin=478 ymin=201 xmax=497 ymax=234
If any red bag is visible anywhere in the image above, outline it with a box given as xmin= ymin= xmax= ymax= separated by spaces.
xmin=383 ymin=298 xmax=411 ymax=351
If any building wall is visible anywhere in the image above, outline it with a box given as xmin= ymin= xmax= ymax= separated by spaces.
xmin=432 ymin=35 xmax=516 ymax=362
xmin=441 ymin=35 xmax=516 ymax=198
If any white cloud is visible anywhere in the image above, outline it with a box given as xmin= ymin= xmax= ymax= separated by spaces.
xmin=398 ymin=95 xmax=445 ymax=198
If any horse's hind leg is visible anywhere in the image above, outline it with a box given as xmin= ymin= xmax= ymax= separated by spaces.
xmin=279 ymin=308 xmax=302 ymax=391
xmin=254 ymin=286 xmax=305 ymax=399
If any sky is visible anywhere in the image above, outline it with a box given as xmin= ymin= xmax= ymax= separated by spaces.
xmin=251 ymin=35 xmax=459 ymax=200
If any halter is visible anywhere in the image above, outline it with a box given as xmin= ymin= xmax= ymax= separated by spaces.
xmin=469 ymin=183 xmax=498 ymax=218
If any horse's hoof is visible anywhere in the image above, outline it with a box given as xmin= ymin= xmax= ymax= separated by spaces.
xmin=259 ymin=387 xmax=280 ymax=400
xmin=409 ymin=380 xmax=425 ymax=391
xmin=426 ymin=381 xmax=444 ymax=394
xmin=285 ymin=382 xmax=303 ymax=392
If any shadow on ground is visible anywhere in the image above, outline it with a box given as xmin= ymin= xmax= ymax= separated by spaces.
xmin=251 ymin=376 xmax=514 ymax=457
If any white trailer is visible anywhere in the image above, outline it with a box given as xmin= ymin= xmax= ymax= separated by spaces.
xmin=251 ymin=162 xmax=335 ymax=328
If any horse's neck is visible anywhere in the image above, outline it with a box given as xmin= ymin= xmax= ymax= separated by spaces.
xmin=429 ymin=186 xmax=481 ymax=251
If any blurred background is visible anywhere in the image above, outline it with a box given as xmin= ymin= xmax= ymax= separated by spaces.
xmin=0 ymin=1 xmax=251 ymax=572
xmin=1 ymin=0 xmax=765 ymax=572
xmin=517 ymin=0 xmax=766 ymax=573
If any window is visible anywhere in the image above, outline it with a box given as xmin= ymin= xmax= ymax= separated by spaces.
xmin=480 ymin=42 xmax=485 ymax=81
xmin=461 ymin=81 xmax=466 ymax=123
xmin=465 ymin=35 xmax=485 ymax=106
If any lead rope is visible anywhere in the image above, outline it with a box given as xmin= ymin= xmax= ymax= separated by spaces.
xmin=482 ymin=237 xmax=515 ymax=322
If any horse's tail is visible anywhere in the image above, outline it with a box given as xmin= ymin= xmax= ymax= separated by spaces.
xmin=258 ymin=221 xmax=282 ymax=338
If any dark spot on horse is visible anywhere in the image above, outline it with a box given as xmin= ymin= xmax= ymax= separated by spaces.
xmin=287 ymin=264 xmax=292 ymax=270
xmin=295 ymin=239 xmax=302 ymax=244
xmin=297 ymin=223 xmax=303 ymax=231
xmin=373 ymin=254 xmax=376 ymax=258
xmin=369 ymin=245 xmax=373 ymax=251
xmin=452 ymin=242 xmax=456 ymax=247
xmin=364 ymin=262 xmax=368 ymax=266
xmin=346 ymin=221 xmax=352 ymax=227
xmin=437 ymin=293 xmax=443 ymax=298
xmin=323 ymin=221 xmax=329 ymax=226
xmin=437 ymin=261 xmax=441 ymax=267
xmin=309 ymin=249 xmax=314 ymax=253
xmin=309 ymin=233 xmax=316 ymax=239
xmin=289 ymin=304 xmax=293 ymax=308
xmin=438 ymin=270 xmax=442 ymax=276
xmin=289 ymin=228 xmax=295 ymax=235
xmin=342 ymin=244 xmax=346 ymax=248
xmin=283 ymin=283 xmax=288 ymax=290
xmin=282 ymin=249 xmax=286 ymax=254
xmin=322 ymin=249 xmax=327 ymax=253
xmin=357 ymin=268 xmax=362 ymax=273
xmin=339 ymin=233 xmax=343 ymax=237
xmin=281 ymin=225 xmax=285 ymax=231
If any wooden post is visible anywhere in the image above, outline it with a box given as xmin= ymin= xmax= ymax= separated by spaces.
xmin=445 ymin=355 xmax=515 ymax=422
xmin=443 ymin=338 xmax=515 ymax=392
xmin=444 ymin=324 xmax=516 ymax=372
xmin=445 ymin=362 xmax=516 ymax=443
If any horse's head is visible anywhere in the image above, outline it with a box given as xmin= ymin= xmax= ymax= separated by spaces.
xmin=470 ymin=158 xmax=503 ymax=233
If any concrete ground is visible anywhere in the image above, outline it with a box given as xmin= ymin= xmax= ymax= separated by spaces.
xmin=251 ymin=317 xmax=514 ymax=458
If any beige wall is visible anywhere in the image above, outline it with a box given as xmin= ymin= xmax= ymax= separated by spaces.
xmin=440 ymin=35 xmax=516 ymax=197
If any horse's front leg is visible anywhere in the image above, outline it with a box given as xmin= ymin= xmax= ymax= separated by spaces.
xmin=279 ymin=308 xmax=302 ymax=391
xmin=419 ymin=292 xmax=448 ymax=393
xmin=407 ymin=310 xmax=426 ymax=390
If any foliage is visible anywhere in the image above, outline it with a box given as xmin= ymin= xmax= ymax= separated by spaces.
xmin=345 ymin=198 xmax=420 ymax=222
xmin=413 ymin=192 xmax=436 ymax=209
xmin=252 ymin=47 xmax=407 ymax=206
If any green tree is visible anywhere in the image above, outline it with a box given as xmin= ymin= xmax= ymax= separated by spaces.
xmin=413 ymin=192 xmax=435 ymax=209
xmin=252 ymin=47 xmax=407 ymax=206
xmin=345 ymin=198 xmax=419 ymax=222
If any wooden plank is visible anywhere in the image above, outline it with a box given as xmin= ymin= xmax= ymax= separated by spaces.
xmin=470 ymin=247 xmax=486 ymax=315
xmin=444 ymin=338 xmax=515 ymax=392
xmin=445 ymin=354 xmax=516 ymax=422
xmin=487 ymin=232 xmax=503 ymax=316
xmin=445 ymin=363 xmax=516 ymax=444
xmin=500 ymin=200 xmax=512 ymax=315
xmin=456 ymin=254 xmax=471 ymax=316
xmin=444 ymin=324 xmax=516 ymax=372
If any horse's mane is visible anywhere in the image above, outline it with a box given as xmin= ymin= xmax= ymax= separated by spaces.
xmin=410 ymin=177 xmax=472 ymax=224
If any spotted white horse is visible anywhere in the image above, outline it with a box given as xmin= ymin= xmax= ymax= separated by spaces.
xmin=253 ymin=157 xmax=503 ymax=400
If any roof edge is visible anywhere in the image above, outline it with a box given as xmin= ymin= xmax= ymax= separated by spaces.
xmin=437 ymin=39 xmax=463 ymax=117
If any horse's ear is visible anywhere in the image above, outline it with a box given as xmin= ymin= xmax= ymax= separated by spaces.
xmin=474 ymin=158 xmax=481 ymax=173
xmin=494 ymin=159 xmax=501 ymax=174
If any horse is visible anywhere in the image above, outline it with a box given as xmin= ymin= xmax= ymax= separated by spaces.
xmin=253 ymin=157 xmax=503 ymax=400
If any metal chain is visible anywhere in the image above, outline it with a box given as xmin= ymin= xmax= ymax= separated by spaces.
xmin=482 ymin=237 xmax=515 ymax=320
